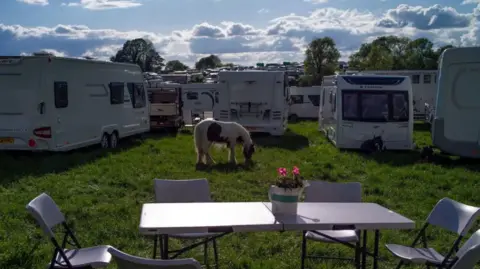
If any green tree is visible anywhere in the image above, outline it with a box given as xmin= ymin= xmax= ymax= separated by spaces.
xmin=364 ymin=45 xmax=394 ymax=70
xmin=404 ymin=38 xmax=437 ymax=70
xmin=195 ymin=55 xmax=222 ymax=70
xmin=304 ymin=37 xmax=341 ymax=84
xmin=165 ymin=60 xmax=189 ymax=71
xmin=110 ymin=38 xmax=164 ymax=72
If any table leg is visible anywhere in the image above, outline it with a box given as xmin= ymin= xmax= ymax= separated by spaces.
xmin=161 ymin=235 xmax=169 ymax=259
xmin=361 ymin=230 xmax=367 ymax=269
xmin=373 ymin=230 xmax=380 ymax=269
xmin=153 ymin=235 xmax=158 ymax=259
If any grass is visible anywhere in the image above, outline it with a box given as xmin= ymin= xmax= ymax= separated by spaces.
xmin=1 ymin=121 xmax=480 ymax=269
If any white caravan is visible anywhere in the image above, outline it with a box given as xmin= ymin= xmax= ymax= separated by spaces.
xmin=431 ymin=47 xmax=480 ymax=158
xmin=288 ymin=86 xmax=321 ymax=121
xmin=218 ymin=70 xmax=289 ymax=136
xmin=360 ymin=70 xmax=437 ymax=119
xmin=319 ymin=75 xmax=414 ymax=151
xmin=181 ymin=83 xmax=224 ymax=120
xmin=0 ymin=54 xmax=150 ymax=152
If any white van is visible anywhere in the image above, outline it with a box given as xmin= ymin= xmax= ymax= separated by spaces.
xmin=0 ymin=54 xmax=150 ymax=152
xmin=431 ymin=47 xmax=480 ymax=158
xmin=288 ymin=86 xmax=321 ymax=121
xmin=319 ymin=75 xmax=414 ymax=151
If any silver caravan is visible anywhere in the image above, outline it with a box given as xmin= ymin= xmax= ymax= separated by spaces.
xmin=431 ymin=47 xmax=480 ymax=158
xmin=319 ymin=75 xmax=414 ymax=151
xmin=0 ymin=54 xmax=150 ymax=151
xmin=218 ymin=70 xmax=289 ymax=136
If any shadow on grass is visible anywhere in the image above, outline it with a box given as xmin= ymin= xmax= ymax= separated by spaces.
xmin=196 ymin=161 xmax=256 ymax=173
xmin=351 ymin=149 xmax=480 ymax=172
xmin=251 ymin=130 xmax=309 ymax=151
xmin=0 ymin=136 xmax=146 ymax=186
xmin=414 ymin=122 xmax=431 ymax=133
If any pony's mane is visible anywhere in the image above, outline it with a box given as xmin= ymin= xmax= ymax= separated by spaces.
xmin=233 ymin=122 xmax=253 ymax=145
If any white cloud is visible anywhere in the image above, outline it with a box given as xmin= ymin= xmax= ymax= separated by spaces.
xmin=462 ymin=0 xmax=479 ymax=4
xmin=258 ymin=8 xmax=270 ymax=14
xmin=16 ymin=0 xmax=48 ymax=5
xmin=1 ymin=4 xmax=478 ymax=66
xmin=61 ymin=0 xmax=142 ymax=10
xmin=304 ymin=0 xmax=328 ymax=4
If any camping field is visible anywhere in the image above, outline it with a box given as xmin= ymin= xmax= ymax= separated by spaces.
xmin=0 ymin=121 xmax=479 ymax=269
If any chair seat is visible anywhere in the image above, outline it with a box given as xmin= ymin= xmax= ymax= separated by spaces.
xmin=169 ymin=232 xmax=219 ymax=239
xmin=52 ymin=245 xmax=112 ymax=268
xmin=385 ymin=244 xmax=445 ymax=265
xmin=306 ymin=230 xmax=359 ymax=243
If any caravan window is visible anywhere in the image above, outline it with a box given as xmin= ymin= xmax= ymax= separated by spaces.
xmin=308 ymin=95 xmax=320 ymax=106
xmin=133 ymin=83 xmax=146 ymax=108
xmin=54 ymin=81 xmax=68 ymax=108
xmin=424 ymin=74 xmax=431 ymax=84
xmin=341 ymin=90 xmax=409 ymax=122
xmin=412 ymin=75 xmax=420 ymax=84
xmin=109 ymin=82 xmax=124 ymax=105
xmin=290 ymin=95 xmax=303 ymax=104
xmin=186 ymin=92 xmax=198 ymax=100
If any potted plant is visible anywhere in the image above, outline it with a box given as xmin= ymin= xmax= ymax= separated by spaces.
xmin=268 ymin=166 xmax=307 ymax=215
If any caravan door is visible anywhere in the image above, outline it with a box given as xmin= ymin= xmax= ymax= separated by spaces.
xmin=181 ymin=85 xmax=219 ymax=118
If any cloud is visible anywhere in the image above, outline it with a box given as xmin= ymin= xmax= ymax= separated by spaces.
xmin=61 ymin=0 xmax=142 ymax=10
xmin=1 ymin=4 xmax=478 ymax=66
xmin=16 ymin=0 xmax=48 ymax=5
xmin=304 ymin=0 xmax=328 ymax=4
xmin=258 ymin=8 xmax=269 ymax=14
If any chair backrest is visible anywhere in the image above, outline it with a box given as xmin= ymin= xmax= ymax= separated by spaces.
xmin=426 ymin=198 xmax=480 ymax=236
xmin=26 ymin=193 xmax=66 ymax=238
xmin=452 ymin=229 xmax=480 ymax=269
xmin=108 ymin=247 xmax=202 ymax=269
xmin=154 ymin=179 xmax=212 ymax=203
xmin=304 ymin=181 xmax=362 ymax=203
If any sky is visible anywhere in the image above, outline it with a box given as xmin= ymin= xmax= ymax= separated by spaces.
xmin=1 ymin=0 xmax=479 ymax=66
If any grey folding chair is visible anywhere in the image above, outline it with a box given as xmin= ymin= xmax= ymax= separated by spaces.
xmin=301 ymin=181 xmax=362 ymax=269
xmin=385 ymin=198 xmax=480 ymax=269
xmin=26 ymin=193 xmax=112 ymax=269
xmin=108 ymin=247 xmax=202 ymax=269
xmin=153 ymin=179 xmax=219 ymax=269
xmin=450 ymin=229 xmax=480 ymax=269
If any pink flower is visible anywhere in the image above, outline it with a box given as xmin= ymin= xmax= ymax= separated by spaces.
xmin=277 ymin=167 xmax=288 ymax=177
xmin=292 ymin=166 xmax=300 ymax=175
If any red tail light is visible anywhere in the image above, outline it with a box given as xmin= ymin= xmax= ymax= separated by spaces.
xmin=33 ymin=127 xmax=52 ymax=139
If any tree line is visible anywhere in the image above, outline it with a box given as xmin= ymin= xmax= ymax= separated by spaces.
xmin=109 ymin=36 xmax=454 ymax=85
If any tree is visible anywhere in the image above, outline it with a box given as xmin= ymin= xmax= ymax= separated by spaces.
xmin=304 ymin=37 xmax=341 ymax=84
xmin=364 ymin=45 xmax=394 ymax=70
xmin=165 ymin=60 xmax=189 ymax=71
xmin=195 ymin=55 xmax=222 ymax=70
xmin=110 ymin=38 xmax=164 ymax=72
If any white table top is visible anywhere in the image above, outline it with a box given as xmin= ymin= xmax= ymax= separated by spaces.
xmin=263 ymin=202 xmax=415 ymax=230
xmin=139 ymin=202 xmax=282 ymax=235
xmin=139 ymin=202 xmax=415 ymax=235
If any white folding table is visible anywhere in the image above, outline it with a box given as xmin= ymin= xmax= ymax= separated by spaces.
xmin=139 ymin=201 xmax=415 ymax=269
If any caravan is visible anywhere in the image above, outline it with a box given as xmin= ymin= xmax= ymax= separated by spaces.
xmin=218 ymin=70 xmax=289 ymax=136
xmin=288 ymin=86 xmax=321 ymax=121
xmin=0 ymin=54 xmax=150 ymax=151
xmin=430 ymin=47 xmax=480 ymax=158
xmin=319 ymin=75 xmax=414 ymax=151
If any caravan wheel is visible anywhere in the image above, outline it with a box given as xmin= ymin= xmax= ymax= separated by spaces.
xmin=100 ymin=133 xmax=109 ymax=149
xmin=109 ymin=132 xmax=119 ymax=149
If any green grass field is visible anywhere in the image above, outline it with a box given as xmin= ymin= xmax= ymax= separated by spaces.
xmin=1 ymin=121 xmax=479 ymax=269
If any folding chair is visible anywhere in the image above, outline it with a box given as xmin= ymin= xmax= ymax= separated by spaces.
xmin=153 ymin=179 xmax=219 ymax=269
xmin=26 ymin=193 xmax=112 ymax=268
xmin=385 ymin=198 xmax=480 ymax=269
xmin=450 ymin=229 xmax=480 ymax=269
xmin=108 ymin=247 xmax=202 ymax=269
xmin=301 ymin=181 xmax=363 ymax=269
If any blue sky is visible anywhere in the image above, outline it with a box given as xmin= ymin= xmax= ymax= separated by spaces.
xmin=1 ymin=0 xmax=479 ymax=66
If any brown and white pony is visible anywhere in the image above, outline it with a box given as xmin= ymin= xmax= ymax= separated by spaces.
xmin=194 ymin=119 xmax=255 ymax=165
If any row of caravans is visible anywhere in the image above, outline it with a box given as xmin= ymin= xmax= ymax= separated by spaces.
xmin=316 ymin=47 xmax=480 ymax=158
xmin=0 ymin=54 xmax=290 ymax=152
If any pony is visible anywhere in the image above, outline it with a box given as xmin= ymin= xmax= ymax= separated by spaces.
xmin=193 ymin=118 xmax=255 ymax=166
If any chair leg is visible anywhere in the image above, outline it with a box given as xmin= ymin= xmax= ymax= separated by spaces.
xmin=213 ymin=239 xmax=219 ymax=269
xmin=204 ymin=241 xmax=209 ymax=269
xmin=354 ymin=240 xmax=361 ymax=269
xmin=395 ymin=260 xmax=404 ymax=269
xmin=301 ymin=232 xmax=307 ymax=269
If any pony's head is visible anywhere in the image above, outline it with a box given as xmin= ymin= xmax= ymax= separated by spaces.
xmin=243 ymin=142 xmax=256 ymax=162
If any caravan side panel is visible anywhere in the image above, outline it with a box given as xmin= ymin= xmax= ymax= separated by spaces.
xmin=432 ymin=47 xmax=480 ymax=158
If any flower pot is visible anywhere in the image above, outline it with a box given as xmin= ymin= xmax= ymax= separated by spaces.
xmin=268 ymin=185 xmax=303 ymax=215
